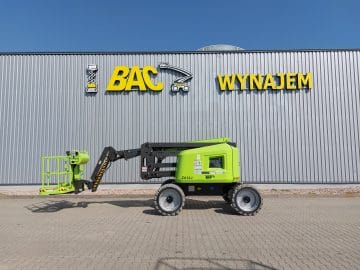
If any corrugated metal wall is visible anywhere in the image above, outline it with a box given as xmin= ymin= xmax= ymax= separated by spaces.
xmin=0 ymin=50 xmax=359 ymax=184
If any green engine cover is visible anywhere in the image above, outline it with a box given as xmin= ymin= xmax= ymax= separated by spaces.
xmin=175 ymin=141 xmax=240 ymax=184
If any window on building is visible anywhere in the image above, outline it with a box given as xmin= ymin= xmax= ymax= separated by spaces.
xmin=209 ymin=156 xmax=224 ymax=169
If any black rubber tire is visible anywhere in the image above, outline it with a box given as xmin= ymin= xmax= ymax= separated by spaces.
xmin=154 ymin=183 xmax=185 ymax=216
xmin=231 ymin=184 xmax=262 ymax=216
xmin=222 ymin=188 xmax=234 ymax=204
xmin=161 ymin=179 xmax=175 ymax=186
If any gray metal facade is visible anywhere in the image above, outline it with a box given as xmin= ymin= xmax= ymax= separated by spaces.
xmin=0 ymin=49 xmax=359 ymax=185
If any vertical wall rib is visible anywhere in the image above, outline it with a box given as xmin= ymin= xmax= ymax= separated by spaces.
xmin=0 ymin=50 xmax=359 ymax=184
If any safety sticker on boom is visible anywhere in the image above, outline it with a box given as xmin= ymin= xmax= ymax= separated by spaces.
xmin=92 ymin=156 xmax=110 ymax=192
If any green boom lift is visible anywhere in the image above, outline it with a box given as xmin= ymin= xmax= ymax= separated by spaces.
xmin=40 ymin=138 xmax=262 ymax=216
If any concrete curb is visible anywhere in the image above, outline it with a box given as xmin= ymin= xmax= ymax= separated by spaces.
xmin=1 ymin=184 xmax=360 ymax=198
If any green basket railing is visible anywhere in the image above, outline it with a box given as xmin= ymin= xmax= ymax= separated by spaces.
xmin=40 ymin=155 xmax=75 ymax=195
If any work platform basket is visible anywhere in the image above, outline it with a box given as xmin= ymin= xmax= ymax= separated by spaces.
xmin=40 ymin=155 xmax=75 ymax=195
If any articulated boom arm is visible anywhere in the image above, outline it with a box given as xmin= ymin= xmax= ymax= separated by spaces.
xmin=90 ymin=141 xmax=236 ymax=192
xmin=90 ymin=146 xmax=141 ymax=191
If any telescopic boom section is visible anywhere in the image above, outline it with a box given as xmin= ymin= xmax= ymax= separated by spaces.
xmin=90 ymin=146 xmax=141 ymax=191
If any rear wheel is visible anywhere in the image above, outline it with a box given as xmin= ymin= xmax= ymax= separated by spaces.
xmin=222 ymin=187 xmax=234 ymax=204
xmin=154 ymin=183 xmax=185 ymax=216
xmin=231 ymin=185 xmax=262 ymax=215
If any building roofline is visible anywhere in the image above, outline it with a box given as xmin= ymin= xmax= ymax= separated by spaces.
xmin=0 ymin=48 xmax=360 ymax=55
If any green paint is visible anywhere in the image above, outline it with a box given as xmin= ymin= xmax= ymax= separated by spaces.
xmin=39 ymin=137 xmax=241 ymax=195
xmin=39 ymin=151 xmax=89 ymax=195
xmin=175 ymin=138 xmax=240 ymax=184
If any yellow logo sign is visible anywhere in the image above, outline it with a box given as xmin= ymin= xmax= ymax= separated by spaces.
xmin=217 ymin=72 xmax=313 ymax=91
xmin=106 ymin=65 xmax=313 ymax=92
xmin=107 ymin=65 xmax=164 ymax=91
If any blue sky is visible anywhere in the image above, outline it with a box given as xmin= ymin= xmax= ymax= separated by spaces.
xmin=0 ymin=0 xmax=359 ymax=51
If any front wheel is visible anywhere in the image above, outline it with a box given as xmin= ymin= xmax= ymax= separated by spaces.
xmin=154 ymin=183 xmax=185 ymax=216
xmin=231 ymin=185 xmax=262 ymax=215
xmin=161 ymin=179 xmax=175 ymax=186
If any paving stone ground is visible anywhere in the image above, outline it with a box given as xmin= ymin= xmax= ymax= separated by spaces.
xmin=0 ymin=196 xmax=359 ymax=270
